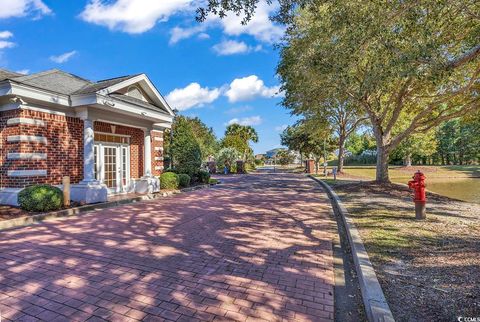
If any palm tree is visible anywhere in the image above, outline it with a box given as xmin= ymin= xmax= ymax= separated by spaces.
xmin=224 ymin=124 xmax=259 ymax=161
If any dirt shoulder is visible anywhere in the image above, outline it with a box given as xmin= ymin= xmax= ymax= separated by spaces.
xmin=326 ymin=180 xmax=480 ymax=321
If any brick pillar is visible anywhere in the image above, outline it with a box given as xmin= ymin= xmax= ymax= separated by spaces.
xmin=207 ymin=161 xmax=216 ymax=174
xmin=236 ymin=160 xmax=245 ymax=174
xmin=151 ymin=130 xmax=164 ymax=176
xmin=306 ymin=160 xmax=315 ymax=174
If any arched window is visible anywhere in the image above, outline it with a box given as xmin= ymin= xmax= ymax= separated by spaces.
xmin=127 ymin=85 xmax=144 ymax=101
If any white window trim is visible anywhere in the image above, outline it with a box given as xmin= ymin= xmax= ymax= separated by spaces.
xmin=95 ymin=131 xmax=132 ymax=138
xmin=94 ymin=142 xmax=131 ymax=194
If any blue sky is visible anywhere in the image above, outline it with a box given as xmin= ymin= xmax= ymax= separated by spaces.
xmin=0 ymin=0 xmax=297 ymax=154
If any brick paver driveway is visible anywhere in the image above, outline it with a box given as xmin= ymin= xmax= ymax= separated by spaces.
xmin=0 ymin=172 xmax=335 ymax=322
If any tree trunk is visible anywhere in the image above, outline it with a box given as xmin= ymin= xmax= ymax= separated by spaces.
xmin=337 ymin=136 xmax=346 ymax=173
xmin=404 ymin=153 xmax=412 ymax=167
xmin=376 ymin=145 xmax=390 ymax=183
xmin=372 ymin=125 xmax=391 ymax=183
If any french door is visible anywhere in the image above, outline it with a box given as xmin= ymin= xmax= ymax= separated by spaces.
xmin=94 ymin=143 xmax=130 ymax=193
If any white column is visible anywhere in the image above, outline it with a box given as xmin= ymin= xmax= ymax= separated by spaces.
xmin=143 ymin=129 xmax=152 ymax=177
xmin=83 ymin=119 xmax=96 ymax=182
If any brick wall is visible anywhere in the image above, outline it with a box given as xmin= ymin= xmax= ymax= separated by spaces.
xmin=0 ymin=110 xmax=164 ymax=189
xmin=151 ymin=130 xmax=164 ymax=176
xmin=93 ymin=121 xmax=145 ymax=179
xmin=0 ymin=109 xmax=83 ymax=188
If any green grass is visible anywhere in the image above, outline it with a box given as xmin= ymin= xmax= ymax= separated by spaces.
xmin=329 ymin=183 xmax=478 ymax=263
xmin=340 ymin=165 xmax=480 ymax=180
xmin=314 ymin=165 xmax=480 ymax=203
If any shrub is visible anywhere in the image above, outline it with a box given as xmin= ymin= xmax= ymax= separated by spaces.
xmin=216 ymin=147 xmax=240 ymax=174
xmin=171 ymin=117 xmax=203 ymax=177
xmin=196 ymin=170 xmax=211 ymax=184
xmin=209 ymin=178 xmax=219 ymax=185
xmin=160 ymin=172 xmax=179 ymax=189
xmin=246 ymin=162 xmax=256 ymax=173
xmin=18 ymin=185 xmax=63 ymax=212
xmin=254 ymin=159 xmax=263 ymax=166
xmin=178 ymin=173 xmax=191 ymax=188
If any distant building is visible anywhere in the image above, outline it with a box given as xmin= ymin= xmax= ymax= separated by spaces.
xmin=266 ymin=148 xmax=283 ymax=159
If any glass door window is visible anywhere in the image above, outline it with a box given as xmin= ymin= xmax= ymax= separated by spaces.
xmin=94 ymin=142 xmax=130 ymax=194
xmin=121 ymin=146 xmax=128 ymax=189
xmin=104 ymin=146 xmax=117 ymax=190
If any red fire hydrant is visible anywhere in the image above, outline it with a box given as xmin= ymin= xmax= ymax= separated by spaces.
xmin=408 ymin=170 xmax=426 ymax=219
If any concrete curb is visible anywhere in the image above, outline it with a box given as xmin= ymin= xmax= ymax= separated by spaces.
xmin=309 ymin=176 xmax=395 ymax=322
xmin=0 ymin=183 xmax=215 ymax=232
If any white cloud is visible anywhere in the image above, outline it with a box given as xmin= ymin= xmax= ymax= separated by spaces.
xmin=225 ymin=75 xmax=282 ymax=103
xmin=80 ymin=0 xmax=193 ymax=34
xmin=212 ymin=40 xmax=262 ymax=56
xmin=166 ymin=82 xmax=220 ymax=111
xmin=0 ymin=31 xmax=13 ymax=39
xmin=169 ymin=25 xmax=206 ymax=45
xmin=50 ymin=50 xmax=78 ymax=64
xmin=79 ymin=0 xmax=283 ymax=45
xmin=0 ymin=30 xmax=15 ymax=50
xmin=0 ymin=0 xmax=51 ymax=19
xmin=16 ymin=69 xmax=30 ymax=75
xmin=227 ymin=116 xmax=263 ymax=126
xmin=0 ymin=41 xmax=15 ymax=49
xmin=275 ymin=124 xmax=288 ymax=132
xmin=212 ymin=2 xmax=284 ymax=44
xmin=197 ymin=33 xmax=210 ymax=40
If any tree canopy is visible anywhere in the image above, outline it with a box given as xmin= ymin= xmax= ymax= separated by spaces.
xmin=170 ymin=116 xmax=203 ymax=177
xmin=222 ymin=124 xmax=259 ymax=161
xmin=278 ymin=0 xmax=479 ymax=181
xmin=196 ymin=0 xmax=309 ymax=24
xmin=165 ymin=115 xmax=219 ymax=166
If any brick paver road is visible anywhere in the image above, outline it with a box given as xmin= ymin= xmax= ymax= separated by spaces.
xmin=0 ymin=172 xmax=335 ymax=322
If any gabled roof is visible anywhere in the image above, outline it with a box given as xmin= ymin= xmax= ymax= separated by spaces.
xmin=5 ymin=69 xmax=92 ymax=95
xmin=0 ymin=69 xmax=23 ymax=81
xmin=109 ymin=93 xmax=161 ymax=112
xmin=73 ymin=74 xmax=140 ymax=95
xmin=0 ymin=68 xmax=174 ymax=116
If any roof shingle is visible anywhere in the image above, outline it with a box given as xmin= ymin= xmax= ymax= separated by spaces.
xmin=73 ymin=74 xmax=139 ymax=95
xmin=0 ymin=69 xmax=23 ymax=81
xmin=0 ymin=68 xmax=168 ymax=114
xmin=6 ymin=69 xmax=92 ymax=95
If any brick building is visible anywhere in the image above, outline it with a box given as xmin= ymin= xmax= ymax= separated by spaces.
xmin=0 ymin=69 xmax=174 ymax=206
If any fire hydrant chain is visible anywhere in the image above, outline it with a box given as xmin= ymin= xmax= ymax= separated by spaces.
xmin=408 ymin=170 xmax=426 ymax=219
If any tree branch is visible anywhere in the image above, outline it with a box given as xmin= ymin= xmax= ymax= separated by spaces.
xmin=447 ymin=44 xmax=480 ymax=69
xmin=385 ymin=77 xmax=413 ymax=134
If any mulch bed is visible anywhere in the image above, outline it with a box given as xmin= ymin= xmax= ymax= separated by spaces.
xmin=0 ymin=205 xmax=30 ymax=220
xmin=0 ymin=202 xmax=84 ymax=222
xmin=330 ymin=181 xmax=480 ymax=321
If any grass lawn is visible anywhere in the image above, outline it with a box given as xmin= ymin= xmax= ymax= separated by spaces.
xmin=318 ymin=165 xmax=480 ymax=203
xmin=321 ymin=179 xmax=480 ymax=321
xmin=340 ymin=165 xmax=480 ymax=180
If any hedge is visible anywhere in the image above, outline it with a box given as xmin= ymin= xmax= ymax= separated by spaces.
xmin=18 ymin=185 xmax=63 ymax=212
xmin=196 ymin=170 xmax=211 ymax=184
xmin=178 ymin=173 xmax=191 ymax=188
xmin=160 ymin=172 xmax=179 ymax=190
